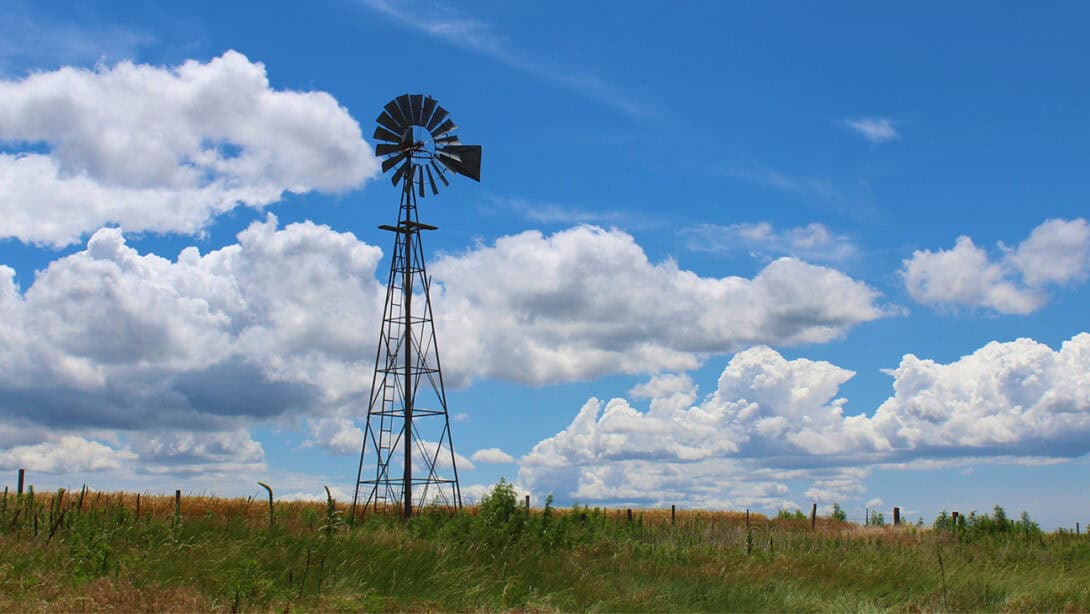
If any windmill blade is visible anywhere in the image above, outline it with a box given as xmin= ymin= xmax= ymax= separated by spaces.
xmin=376 ymin=143 xmax=402 ymax=157
xmin=426 ymin=106 xmax=449 ymax=132
xmin=395 ymin=95 xmax=414 ymax=125
xmin=409 ymin=94 xmax=424 ymax=124
xmin=437 ymin=144 xmax=481 ymax=181
xmin=434 ymin=135 xmax=460 ymax=145
xmin=431 ymin=118 xmax=456 ymax=138
xmin=373 ymin=126 xmax=402 ymax=143
xmin=421 ymin=96 xmax=437 ymax=128
xmin=384 ymin=100 xmax=407 ymax=128
xmin=430 ymin=160 xmax=449 ymax=186
xmin=376 ymin=111 xmax=403 ymax=136
xmin=381 ymin=151 xmax=407 ymax=173
xmin=391 ymin=161 xmax=410 ymax=186
xmin=425 ymin=164 xmax=439 ymax=195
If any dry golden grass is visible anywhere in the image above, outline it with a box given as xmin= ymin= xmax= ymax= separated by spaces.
xmin=6 ymin=487 xmax=922 ymax=541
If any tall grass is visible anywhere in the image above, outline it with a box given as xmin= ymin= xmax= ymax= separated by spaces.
xmin=0 ymin=481 xmax=1087 ymax=611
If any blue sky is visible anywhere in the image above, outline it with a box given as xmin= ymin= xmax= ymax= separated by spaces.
xmin=1 ymin=1 xmax=1089 ymax=528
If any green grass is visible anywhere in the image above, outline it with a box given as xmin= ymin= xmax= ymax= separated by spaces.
xmin=0 ymin=484 xmax=1088 ymax=612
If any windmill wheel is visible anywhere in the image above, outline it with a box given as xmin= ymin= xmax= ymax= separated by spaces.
xmin=373 ymin=94 xmax=482 ymax=197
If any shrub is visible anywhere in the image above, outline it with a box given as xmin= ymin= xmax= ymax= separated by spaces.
xmin=478 ymin=478 xmax=519 ymax=526
xmin=831 ymin=503 xmax=847 ymax=522
xmin=777 ymin=508 xmax=806 ymax=521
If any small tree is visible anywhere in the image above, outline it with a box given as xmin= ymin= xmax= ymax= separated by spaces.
xmin=830 ymin=503 xmax=847 ymax=522
xmin=478 ymin=478 xmax=519 ymax=526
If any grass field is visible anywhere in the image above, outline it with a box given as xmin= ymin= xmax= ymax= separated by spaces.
xmin=1 ymin=480 xmax=1088 ymax=612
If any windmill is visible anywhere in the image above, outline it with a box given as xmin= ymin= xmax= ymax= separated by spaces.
xmin=352 ymin=94 xmax=481 ymax=519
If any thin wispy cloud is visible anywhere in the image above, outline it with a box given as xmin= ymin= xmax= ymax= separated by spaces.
xmin=492 ymin=195 xmax=637 ymax=227
xmin=0 ymin=6 xmax=153 ymax=75
xmin=683 ymin=221 xmax=858 ymax=263
xmin=360 ymin=0 xmax=656 ymax=119
xmin=728 ymin=165 xmax=843 ymax=203
xmin=725 ymin=163 xmax=879 ymax=221
xmin=842 ymin=117 xmax=899 ymax=144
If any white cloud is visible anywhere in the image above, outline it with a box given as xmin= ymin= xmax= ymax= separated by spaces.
xmin=307 ymin=418 xmax=364 ymax=456
xmin=870 ymin=334 xmax=1090 ymax=454
xmin=0 ymin=435 xmax=134 ymax=473
xmin=433 ymin=225 xmax=888 ymax=385
xmin=1006 ymin=218 xmax=1090 ymax=286
xmin=471 ymin=447 xmax=515 ymax=464
xmin=0 ymin=219 xmax=884 ymax=476
xmin=131 ymin=430 xmax=265 ymax=476
xmin=685 ymin=221 xmax=856 ymax=262
xmin=902 ymin=235 xmax=1044 ymax=314
xmin=518 ymin=333 xmax=1090 ymax=511
xmin=0 ymin=214 xmax=383 ymax=435
xmin=278 ymin=485 xmax=352 ymax=502
xmin=0 ymin=50 xmax=377 ymax=246
xmin=842 ymin=117 xmax=899 ymax=144
xmin=902 ymin=218 xmax=1090 ymax=314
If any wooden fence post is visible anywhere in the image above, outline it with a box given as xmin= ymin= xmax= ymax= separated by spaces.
xmin=671 ymin=504 xmax=676 ymax=526
xmin=175 ymin=489 xmax=181 ymax=517
xmin=951 ymin=511 xmax=959 ymax=526
xmin=746 ymin=508 xmax=750 ymax=527
xmin=17 ymin=469 xmax=24 ymax=496
xmin=1077 ymin=522 xmax=1081 ymax=535
xmin=626 ymin=508 xmax=632 ymax=523
xmin=525 ymin=494 xmax=530 ymax=509
xmin=810 ymin=503 xmax=817 ymax=529
xmin=893 ymin=507 xmax=901 ymax=526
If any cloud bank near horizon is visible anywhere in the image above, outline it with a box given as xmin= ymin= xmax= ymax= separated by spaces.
xmin=518 ymin=333 xmax=1090 ymax=510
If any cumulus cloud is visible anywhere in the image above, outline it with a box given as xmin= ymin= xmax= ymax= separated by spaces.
xmin=0 ymin=435 xmax=135 ymax=473
xmin=519 ymin=333 xmax=1090 ymax=510
xmin=902 ymin=218 xmax=1090 ymax=314
xmin=0 ymin=220 xmax=884 ymax=475
xmin=0 ymin=214 xmax=383 ymax=438
xmin=870 ymin=334 xmax=1090 ymax=456
xmin=130 ymin=429 xmax=265 ymax=476
xmin=0 ymin=50 xmax=377 ymax=246
xmin=433 ymin=225 xmax=887 ymax=385
xmin=307 ymin=418 xmax=365 ymax=456
xmin=842 ymin=117 xmax=899 ymax=144
xmin=1006 ymin=218 xmax=1090 ymax=286
xmin=471 ymin=447 xmax=515 ymax=464
xmin=684 ymin=221 xmax=856 ymax=262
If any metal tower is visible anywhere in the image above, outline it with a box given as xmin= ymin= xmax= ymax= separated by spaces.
xmin=352 ymin=94 xmax=481 ymax=519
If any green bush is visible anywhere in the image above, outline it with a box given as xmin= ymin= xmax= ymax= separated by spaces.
xmin=934 ymin=505 xmax=1041 ymax=541
xmin=831 ymin=503 xmax=847 ymax=522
